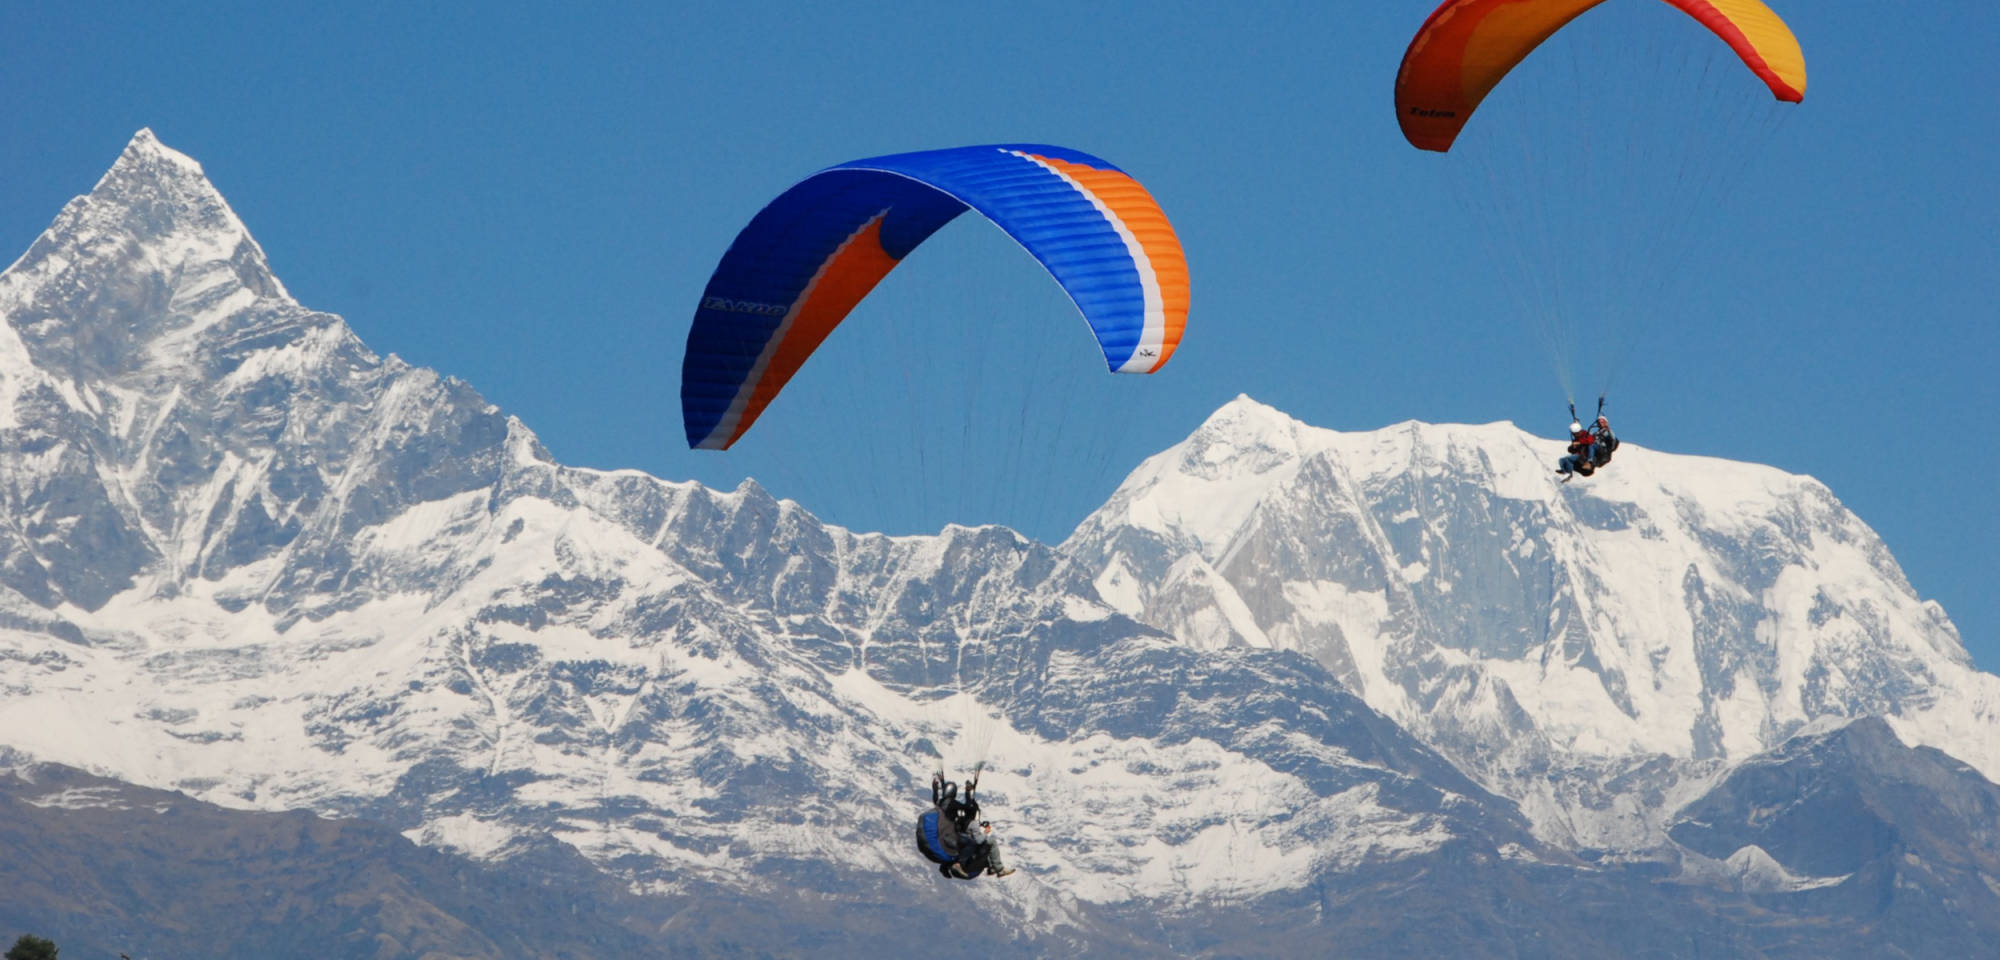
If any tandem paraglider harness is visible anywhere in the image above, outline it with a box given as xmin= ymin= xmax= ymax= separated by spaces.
xmin=916 ymin=774 xmax=995 ymax=879
xmin=1566 ymin=397 xmax=1620 ymax=476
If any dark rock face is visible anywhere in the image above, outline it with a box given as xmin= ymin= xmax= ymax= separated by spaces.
xmin=1673 ymin=718 xmax=2000 ymax=890
xmin=0 ymin=762 xmax=658 ymax=960
xmin=1651 ymin=719 xmax=2000 ymax=958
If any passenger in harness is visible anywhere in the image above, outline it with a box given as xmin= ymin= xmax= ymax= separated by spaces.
xmin=1557 ymin=420 xmax=1597 ymax=482
xmin=915 ymin=773 xmax=1015 ymax=879
xmin=1589 ymin=415 xmax=1618 ymax=468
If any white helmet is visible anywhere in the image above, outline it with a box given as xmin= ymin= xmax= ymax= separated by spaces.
xmin=1569 ymin=422 xmax=1583 ymax=434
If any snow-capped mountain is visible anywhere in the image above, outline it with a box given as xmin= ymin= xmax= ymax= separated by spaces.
xmin=4 ymin=131 xmax=1998 ymax=957
xmin=0 ymin=131 xmax=1536 ymax=922
xmin=1064 ymin=395 xmax=2000 ymax=850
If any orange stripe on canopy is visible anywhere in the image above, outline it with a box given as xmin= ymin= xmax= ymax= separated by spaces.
xmin=1394 ymin=0 xmax=1807 ymax=153
xmin=721 ymin=215 xmax=899 ymax=449
xmin=1028 ymin=155 xmax=1190 ymax=371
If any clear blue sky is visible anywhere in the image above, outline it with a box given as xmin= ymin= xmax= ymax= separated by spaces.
xmin=3 ymin=2 xmax=1994 ymax=667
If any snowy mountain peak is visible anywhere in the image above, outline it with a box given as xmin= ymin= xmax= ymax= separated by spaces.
xmin=1073 ymin=400 xmax=1547 ymax=560
xmin=0 ymin=132 xmax=477 ymax=614
xmin=0 ymin=129 xmax=295 ymax=378
xmin=1067 ymin=403 xmax=1998 ymax=849
xmin=1198 ymin=392 xmax=1296 ymax=433
xmin=90 ymin=128 xmax=277 ymax=287
xmin=113 ymin=127 xmax=205 ymax=182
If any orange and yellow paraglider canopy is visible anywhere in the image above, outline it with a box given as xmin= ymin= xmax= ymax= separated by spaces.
xmin=1395 ymin=0 xmax=1806 ymax=152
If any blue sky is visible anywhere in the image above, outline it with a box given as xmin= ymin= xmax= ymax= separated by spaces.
xmin=3 ymin=1 xmax=1994 ymax=667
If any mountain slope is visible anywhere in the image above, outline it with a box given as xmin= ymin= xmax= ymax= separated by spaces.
xmin=0 ymin=759 xmax=659 ymax=960
xmin=1667 ymin=717 xmax=2000 ymax=956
